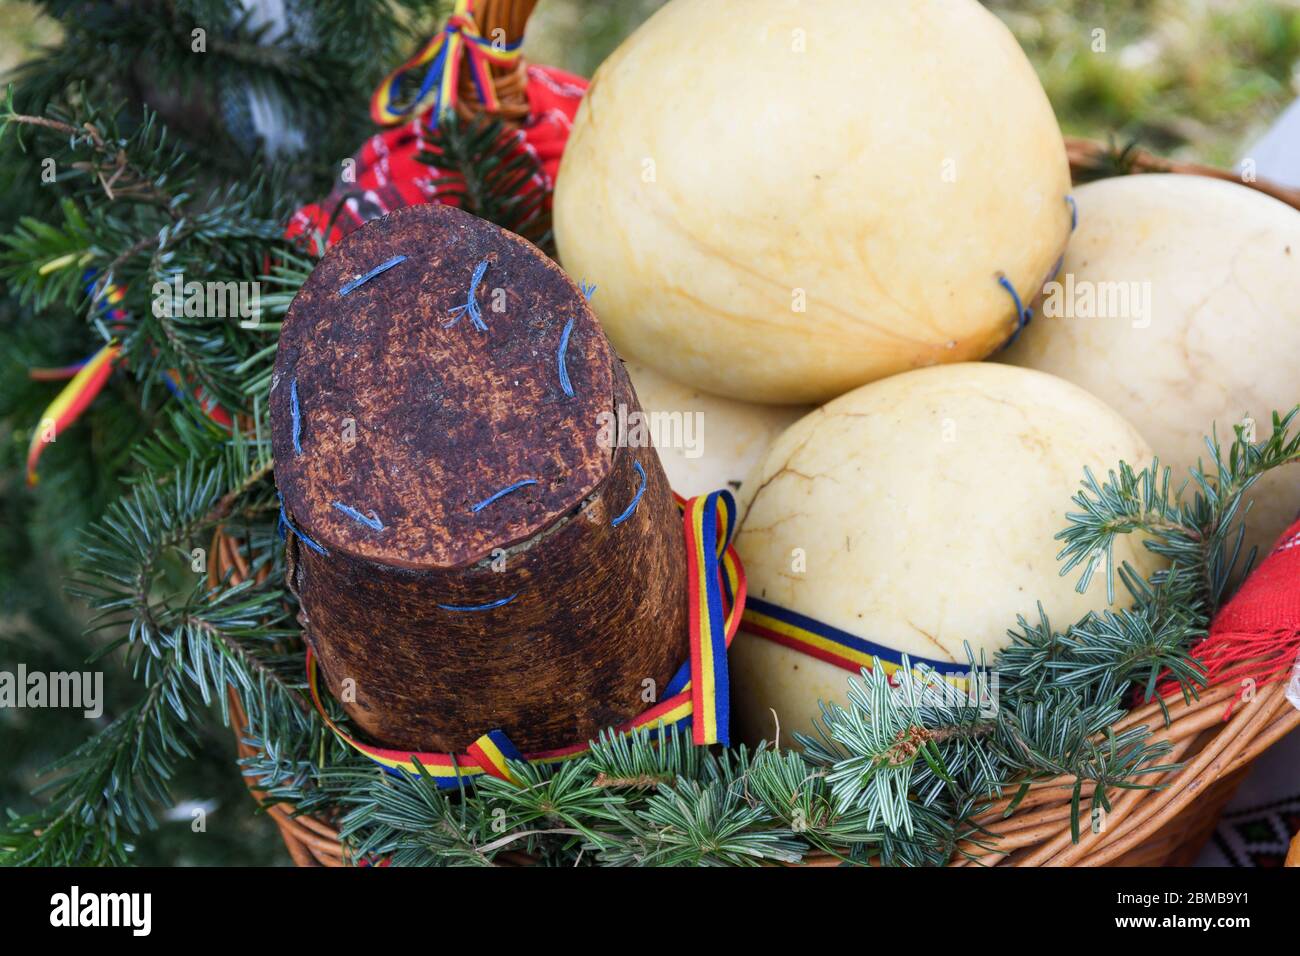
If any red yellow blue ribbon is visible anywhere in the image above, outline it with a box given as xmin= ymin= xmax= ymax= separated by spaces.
xmin=26 ymin=341 xmax=121 ymax=485
xmin=305 ymin=488 xmax=745 ymax=787
xmin=686 ymin=490 xmax=734 ymax=745
xmin=465 ymin=729 xmax=526 ymax=784
xmin=742 ymin=597 xmax=957 ymax=679
xmin=370 ymin=0 xmax=524 ymax=126
xmin=25 ymin=267 xmax=239 ymax=485
xmin=28 ymin=362 xmax=90 ymax=381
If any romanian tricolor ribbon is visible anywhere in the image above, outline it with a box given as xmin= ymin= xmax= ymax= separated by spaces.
xmin=26 ymin=270 xmax=129 ymax=484
xmin=25 ymin=267 xmax=239 ymax=485
xmin=306 ymin=488 xmax=746 ymax=787
xmin=161 ymin=368 xmax=233 ymax=429
xmin=28 ymin=359 xmax=92 ymax=382
xmin=686 ymin=490 xmax=736 ymax=745
xmin=370 ymin=0 xmax=524 ymax=126
xmin=742 ymin=597 xmax=958 ymax=679
xmin=26 ymin=341 xmax=121 ymax=485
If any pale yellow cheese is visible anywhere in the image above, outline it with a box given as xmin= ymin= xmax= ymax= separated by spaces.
xmin=1002 ymin=174 xmax=1300 ymax=558
xmin=555 ymin=0 xmax=1072 ymax=404
xmin=730 ymin=363 xmax=1165 ymax=745
xmin=623 ymin=361 xmax=810 ymax=498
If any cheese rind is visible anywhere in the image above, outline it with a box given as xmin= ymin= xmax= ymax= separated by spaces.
xmin=731 ymin=363 xmax=1164 ymax=745
xmin=555 ymin=0 xmax=1072 ymax=403
xmin=1002 ymin=174 xmax=1300 ymax=559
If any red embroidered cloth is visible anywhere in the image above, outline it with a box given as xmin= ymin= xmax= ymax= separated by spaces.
xmin=286 ymin=64 xmax=588 ymax=248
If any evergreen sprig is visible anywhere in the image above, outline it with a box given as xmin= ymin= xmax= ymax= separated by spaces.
xmin=1 ymin=92 xmax=291 ymax=412
xmin=419 ymin=111 xmax=555 ymax=254
xmin=1 ymin=441 xmax=299 ymax=865
xmin=1056 ymin=408 xmax=1300 ymax=607
xmin=7 ymin=0 xmax=440 ymax=188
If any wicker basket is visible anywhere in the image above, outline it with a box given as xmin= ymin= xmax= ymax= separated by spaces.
xmin=225 ymin=0 xmax=1300 ymax=867
xmin=218 ymin=520 xmax=1300 ymax=867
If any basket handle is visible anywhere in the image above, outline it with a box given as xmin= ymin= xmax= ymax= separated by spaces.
xmin=475 ymin=0 xmax=540 ymax=47
xmin=456 ymin=0 xmax=541 ymax=125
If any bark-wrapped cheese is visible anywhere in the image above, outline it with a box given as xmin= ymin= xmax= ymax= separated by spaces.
xmin=271 ymin=203 xmax=687 ymax=753
xmin=731 ymin=363 xmax=1165 ymax=745
xmin=555 ymin=0 xmax=1072 ymax=404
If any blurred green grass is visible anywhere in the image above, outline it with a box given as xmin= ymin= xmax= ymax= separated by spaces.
xmin=524 ymin=0 xmax=1300 ymax=167
xmin=4 ymin=0 xmax=1296 ymax=165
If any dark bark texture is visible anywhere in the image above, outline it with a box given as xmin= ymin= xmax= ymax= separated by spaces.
xmin=271 ymin=203 xmax=687 ymax=752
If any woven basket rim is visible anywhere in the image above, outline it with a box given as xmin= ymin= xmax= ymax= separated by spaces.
xmin=1064 ymin=136 xmax=1300 ymax=211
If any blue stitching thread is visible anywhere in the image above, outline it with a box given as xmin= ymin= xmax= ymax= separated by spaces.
xmin=1066 ymin=194 xmax=1078 ymax=232
xmin=446 ymin=259 xmax=490 ymax=331
xmin=339 ymin=255 xmax=407 ymax=296
xmin=332 ymin=501 xmax=384 ymax=531
xmin=290 ymin=377 xmax=303 ymax=456
xmin=997 ymin=274 xmax=1032 ymax=347
xmin=557 ymin=317 xmax=576 ymax=398
xmin=611 ymin=461 xmax=647 ymax=527
xmin=437 ymin=593 xmax=519 ymax=612
xmin=471 ymin=478 xmax=538 ymax=513
xmin=278 ymin=496 xmax=329 ymax=556
xmin=579 ymin=280 xmax=597 ymax=300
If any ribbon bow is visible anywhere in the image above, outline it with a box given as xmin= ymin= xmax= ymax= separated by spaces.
xmin=370 ymin=0 xmax=524 ymax=126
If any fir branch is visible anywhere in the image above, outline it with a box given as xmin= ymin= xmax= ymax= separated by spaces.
xmin=1056 ymin=407 xmax=1300 ymax=606
xmin=1 ymin=451 xmax=300 ymax=865
xmin=0 ymin=654 xmax=194 ymax=866
xmin=7 ymin=1 xmax=430 ymax=185
xmin=420 ymin=112 xmax=555 ymax=254
xmin=605 ymin=777 xmax=803 ymax=867
xmin=1 ymin=95 xmax=291 ymax=411
xmin=799 ymin=662 xmax=957 ymax=836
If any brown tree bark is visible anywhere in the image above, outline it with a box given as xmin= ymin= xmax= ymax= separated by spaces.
xmin=271 ymin=203 xmax=687 ymax=752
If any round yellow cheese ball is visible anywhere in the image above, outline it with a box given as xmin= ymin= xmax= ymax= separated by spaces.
xmin=1002 ymin=174 xmax=1300 ymax=558
xmin=624 ymin=361 xmax=811 ymax=498
xmin=730 ymin=363 xmax=1165 ymax=746
xmin=555 ymin=0 xmax=1072 ymax=404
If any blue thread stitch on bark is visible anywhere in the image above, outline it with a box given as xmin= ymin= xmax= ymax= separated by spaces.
xmin=290 ymin=377 xmax=303 ymax=455
xmin=471 ymin=478 xmax=538 ymax=513
xmin=446 ymin=259 xmax=490 ymax=331
xmin=580 ymin=280 xmax=597 ymax=300
xmin=278 ymin=496 xmax=328 ymax=555
xmin=611 ymin=461 xmax=647 ymax=527
xmin=557 ymin=317 xmax=576 ymax=397
xmin=339 ymin=255 xmax=407 ymax=296
xmin=437 ymin=593 xmax=519 ymax=612
xmin=332 ymin=501 xmax=384 ymax=531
